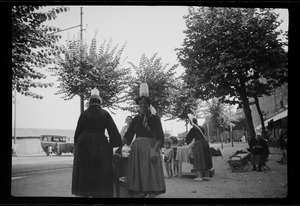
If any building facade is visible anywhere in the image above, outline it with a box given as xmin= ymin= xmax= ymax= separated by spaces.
xmin=236 ymin=83 xmax=288 ymax=140
xmin=251 ymin=83 xmax=288 ymax=130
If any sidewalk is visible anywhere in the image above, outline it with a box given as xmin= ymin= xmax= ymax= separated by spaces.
xmin=157 ymin=142 xmax=287 ymax=198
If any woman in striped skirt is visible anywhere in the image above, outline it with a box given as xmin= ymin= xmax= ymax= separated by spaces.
xmin=120 ymin=95 xmax=166 ymax=198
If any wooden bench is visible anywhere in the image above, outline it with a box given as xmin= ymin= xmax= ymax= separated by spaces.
xmin=228 ymin=152 xmax=251 ymax=172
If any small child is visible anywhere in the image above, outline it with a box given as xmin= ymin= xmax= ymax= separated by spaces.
xmin=170 ymin=136 xmax=179 ymax=177
xmin=163 ymin=140 xmax=172 ymax=178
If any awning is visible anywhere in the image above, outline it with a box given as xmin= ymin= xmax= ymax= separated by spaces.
xmin=272 ymin=109 xmax=288 ymax=122
xmin=265 ymin=109 xmax=288 ymax=124
xmin=255 ymin=109 xmax=288 ymax=130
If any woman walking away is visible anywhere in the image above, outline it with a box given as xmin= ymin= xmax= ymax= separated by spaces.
xmin=186 ymin=115 xmax=213 ymax=181
xmin=118 ymin=83 xmax=166 ymax=198
xmin=72 ymin=88 xmax=122 ymax=198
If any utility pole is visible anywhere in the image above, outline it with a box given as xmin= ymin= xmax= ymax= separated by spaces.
xmin=13 ymin=89 xmax=16 ymax=145
xmin=230 ymin=123 xmax=234 ymax=147
xmin=12 ymin=88 xmax=17 ymax=156
xmin=229 ymin=106 xmax=234 ymax=147
xmin=80 ymin=7 xmax=84 ymax=114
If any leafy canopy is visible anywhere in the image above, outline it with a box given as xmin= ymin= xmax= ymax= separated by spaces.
xmin=177 ymin=7 xmax=287 ymax=106
xmin=12 ymin=5 xmax=69 ymax=99
xmin=121 ymin=53 xmax=179 ymax=117
xmin=51 ymin=30 xmax=130 ymax=110
xmin=168 ymin=80 xmax=200 ymax=122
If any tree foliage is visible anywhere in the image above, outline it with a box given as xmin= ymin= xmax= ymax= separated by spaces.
xmin=166 ymin=79 xmax=202 ymax=132
xmin=176 ymin=7 xmax=288 ymax=147
xmin=168 ymin=80 xmax=200 ymax=121
xmin=51 ymin=30 xmax=130 ymax=110
xmin=232 ymin=116 xmax=247 ymax=131
xmin=12 ymin=5 xmax=69 ymax=99
xmin=121 ymin=53 xmax=179 ymax=117
xmin=177 ymin=7 xmax=287 ymax=105
xmin=203 ymin=98 xmax=231 ymax=133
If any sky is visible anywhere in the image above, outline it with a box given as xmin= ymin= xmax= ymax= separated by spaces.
xmin=12 ymin=6 xmax=289 ymax=136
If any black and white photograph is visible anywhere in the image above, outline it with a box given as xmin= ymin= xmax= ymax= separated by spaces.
xmin=9 ymin=4 xmax=291 ymax=203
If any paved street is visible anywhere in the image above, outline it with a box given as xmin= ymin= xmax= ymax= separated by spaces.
xmin=12 ymin=153 xmax=74 ymax=197
xmin=11 ymin=143 xmax=288 ymax=198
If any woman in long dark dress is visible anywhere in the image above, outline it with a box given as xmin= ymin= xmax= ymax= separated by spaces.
xmin=72 ymin=88 xmax=122 ymax=197
xmin=186 ymin=117 xmax=213 ymax=181
xmin=120 ymin=84 xmax=166 ymax=198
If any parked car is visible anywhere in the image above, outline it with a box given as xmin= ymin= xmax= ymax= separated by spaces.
xmin=40 ymin=135 xmax=75 ymax=156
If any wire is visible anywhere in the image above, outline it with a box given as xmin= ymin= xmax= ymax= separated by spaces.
xmin=47 ymin=25 xmax=81 ymax=35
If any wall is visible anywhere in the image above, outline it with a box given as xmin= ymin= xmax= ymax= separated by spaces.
xmin=12 ymin=137 xmax=44 ymax=155
xmin=251 ymin=83 xmax=288 ymax=129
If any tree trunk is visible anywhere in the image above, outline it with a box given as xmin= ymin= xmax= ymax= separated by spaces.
xmin=218 ymin=128 xmax=223 ymax=149
xmin=254 ymin=95 xmax=266 ymax=139
xmin=80 ymin=95 xmax=84 ymax=113
xmin=238 ymin=83 xmax=256 ymax=149
xmin=186 ymin=118 xmax=189 ymax=134
xmin=207 ymin=124 xmax=210 ymax=143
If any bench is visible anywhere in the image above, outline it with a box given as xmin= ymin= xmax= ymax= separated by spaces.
xmin=228 ymin=152 xmax=251 ymax=172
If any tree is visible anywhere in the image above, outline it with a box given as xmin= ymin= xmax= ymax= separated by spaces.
xmin=51 ymin=30 xmax=130 ymax=111
xmin=247 ymin=79 xmax=271 ymax=138
xmin=248 ymin=75 xmax=287 ymax=139
xmin=203 ymin=98 xmax=231 ymax=147
xmin=12 ymin=5 xmax=69 ymax=99
xmin=168 ymin=80 xmax=200 ymax=133
xmin=176 ymin=7 xmax=287 ymax=148
xmin=233 ymin=116 xmax=247 ymax=131
xmin=121 ymin=53 xmax=179 ymax=117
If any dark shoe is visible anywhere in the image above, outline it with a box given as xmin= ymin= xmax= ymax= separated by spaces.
xmin=257 ymin=167 xmax=262 ymax=172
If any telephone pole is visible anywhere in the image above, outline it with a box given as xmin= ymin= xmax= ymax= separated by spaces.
xmin=13 ymin=89 xmax=16 ymax=144
xmin=80 ymin=7 xmax=84 ymax=113
xmin=12 ymin=88 xmax=17 ymax=156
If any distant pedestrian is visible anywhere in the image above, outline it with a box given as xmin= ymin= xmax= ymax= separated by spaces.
xmin=186 ymin=115 xmax=213 ymax=181
xmin=163 ymin=140 xmax=172 ymax=178
xmin=278 ymin=128 xmax=287 ymax=164
xmin=55 ymin=142 xmax=60 ymax=155
xmin=47 ymin=145 xmax=53 ymax=156
xmin=72 ymin=88 xmax=122 ymax=198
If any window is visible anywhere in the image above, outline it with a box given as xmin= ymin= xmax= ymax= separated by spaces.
xmin=42 ymin=136 xmax=50 ymax=141
xmin=52 ymin=136 xmax=60 ymax=142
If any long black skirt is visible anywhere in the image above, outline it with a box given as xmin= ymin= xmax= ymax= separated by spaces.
xmin=72 ymin=132 xmax=113 ymax=197
xmin=192 ymin=139 xmax=213 ymax=171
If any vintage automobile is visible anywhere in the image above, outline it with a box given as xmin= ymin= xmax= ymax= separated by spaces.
xmin=40 ymin=135 xmax=75 ymax=156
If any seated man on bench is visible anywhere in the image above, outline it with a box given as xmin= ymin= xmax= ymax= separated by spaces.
xmin=249 ymin=134 xmax=270 ymax=172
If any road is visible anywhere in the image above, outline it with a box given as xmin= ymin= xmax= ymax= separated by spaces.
xmin=11 ymin=153 xmax=74 ymax=197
